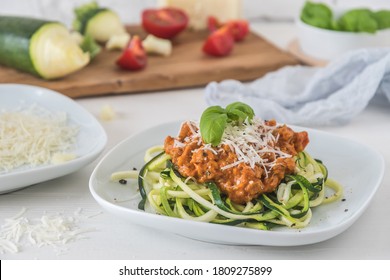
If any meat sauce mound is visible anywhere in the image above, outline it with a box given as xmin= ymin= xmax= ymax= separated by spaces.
xmin=164 ymin=120 xmax=309 ymax=204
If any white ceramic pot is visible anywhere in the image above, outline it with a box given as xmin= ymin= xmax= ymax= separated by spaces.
xmin=296 ymin=17 xmax=390 ymax=60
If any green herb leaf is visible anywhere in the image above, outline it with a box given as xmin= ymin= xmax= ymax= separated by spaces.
xmin=374 ymin=10 xmax=390 ymax=30
xmin=300 ymin=1 xmax=333 ymax=29
xmin=199 ymin=106 xmax=228 ymax=146
xmin=200 ymin=102 xmax=256 ymax=146
xmin=226 ymin=102 xmax=255 ymax=123
xmin=338 ymin=9 xmax=378 ymax=33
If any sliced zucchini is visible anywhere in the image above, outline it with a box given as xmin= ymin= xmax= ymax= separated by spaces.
xmin=0 ymin=16 xmax=89 ymax=79
xmin=73 ymin=1 xmax=126 ymax=43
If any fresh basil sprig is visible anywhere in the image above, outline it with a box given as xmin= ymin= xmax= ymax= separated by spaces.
xmin=199 ymin=102 xmax=255 ymax=146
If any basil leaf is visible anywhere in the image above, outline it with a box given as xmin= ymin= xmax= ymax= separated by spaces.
xmin=300 ymin=1 xmax=333 ymax=29
xmin=374 ymin=10 xmax=390 ymax=30
xmin=338 ymin=9 xmax=378 ymax=33
xmin=226 ymin=102 xmax=255 ymax=123
xmin=200 ymin=106 xmax=228 ymax=146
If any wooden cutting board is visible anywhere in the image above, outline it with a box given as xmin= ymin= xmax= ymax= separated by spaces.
xmin=0 ymin=26 xmax=299 ymax=98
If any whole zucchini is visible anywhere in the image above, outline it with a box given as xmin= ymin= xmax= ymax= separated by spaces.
xmin=0 ymin=16 xmax=90 ymax=80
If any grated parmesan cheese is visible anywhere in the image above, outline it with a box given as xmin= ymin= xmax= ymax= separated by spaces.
xmin=0 ymin=208 xmax=100 ymax=255
xmin=0 ymin=105 xmax=79 ymax=173
xmin=177 ymin=119 xmax=292 ymax=176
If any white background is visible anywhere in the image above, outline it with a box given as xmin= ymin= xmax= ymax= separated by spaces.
xmin=1 ymin=0 xmax=390 ymax=262
xmin=1 ymin=0 xmax=390 ymax=27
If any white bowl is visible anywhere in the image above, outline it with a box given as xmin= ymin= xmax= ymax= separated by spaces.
xmin=296 ymin=17 xmax=390 ymax=61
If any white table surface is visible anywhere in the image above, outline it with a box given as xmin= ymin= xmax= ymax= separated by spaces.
xmin=1 ymin=22 xmax=389 ymax=260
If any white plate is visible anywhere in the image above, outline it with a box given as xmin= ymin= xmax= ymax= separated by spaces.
xmin=0 ymin=84 xmax=107 ymax=194
xmin=89 ymin=121 xmax=384 ymax=246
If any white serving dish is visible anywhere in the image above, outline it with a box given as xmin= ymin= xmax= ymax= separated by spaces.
xmin=0 ymin=84 xmax=107 ymax=194
xmin=89 ymin=121 xmax=384 ymax=246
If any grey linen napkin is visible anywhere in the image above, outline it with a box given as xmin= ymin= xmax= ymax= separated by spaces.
xmin=205 ymin=48 xmax=390 ymax=126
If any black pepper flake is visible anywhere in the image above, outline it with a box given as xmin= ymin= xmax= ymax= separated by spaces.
xmin=344 ymin=209 xmax=348 ymax=212
xmin=132 ymin=167 xmax=137 ymax=171
xmin=342 ymin=198 xmax=346 ymax=202
xmin=119 ymin=179 xmax=127 ymax=185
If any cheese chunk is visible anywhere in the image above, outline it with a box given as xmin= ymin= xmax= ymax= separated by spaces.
xmin=158 ymin=0 xmax=242 ymax=30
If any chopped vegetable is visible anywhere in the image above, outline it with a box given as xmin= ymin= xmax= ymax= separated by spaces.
xmin=0 ymin=16 xmax=89 ymax=79
xmin=207 ymin=16 xmax=250 ymax=42
xmin=225 ymin=19 xmax=249 ymax=41
xmin=73 ymin=1 xmax=126 ymax=43
xmin=142 ymin=34 xmax=172 ymax=56
xmin=116 ymin=36 xmax=147 ymax=71
xmin=105 ymin=33 xmax=131 ymax=50
xmin=70 ymin=31 xmax=84 ymax=45
xmin=80 ymin=34 xmax=101 ymax=59
xmin=142 ymin=7 xmax=189 ymax=39
xmin=202 ymin=26 xmax=234 ymax=57
xmin=207 ymin=16 xmax=220 ymax=33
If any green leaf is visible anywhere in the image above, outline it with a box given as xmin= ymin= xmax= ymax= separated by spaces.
xmin=374 ymin=10 xmax=390 ymax=30
xmin=199 ymin=106 xmax=228 ymax=146
xmin=226 ymin=102 xmax=255 ymax=123
xmin=338 ymin=9 xmax=378 ymax=33
xmin=300 ymin=1 xmax=333 ymax=29
xmin=199 ymin=102 xmax=256 ymax=146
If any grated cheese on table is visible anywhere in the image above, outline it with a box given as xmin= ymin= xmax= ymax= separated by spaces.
xmin=0 ymin=105 xmax=79 ymax=173
xmin=0 ymin=208 xmax=100 ymax=255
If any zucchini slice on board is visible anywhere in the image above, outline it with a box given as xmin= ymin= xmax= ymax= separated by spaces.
xmin=0 ymin=16 xmax=90 ymax=80
xmin=73 ymin=1 xmax=127 ymax=43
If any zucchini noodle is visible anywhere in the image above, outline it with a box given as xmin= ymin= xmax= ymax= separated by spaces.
xmin=112 ymin=146 xmax=343 ymax=230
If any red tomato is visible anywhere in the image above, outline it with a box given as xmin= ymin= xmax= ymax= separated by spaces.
xmin=207 ymin=17 xmax=249 ymax=42
xmin=226 ymin=20 xmax=250 ymax=41
xmin=142 ymin=7 xmax=189 ymax=39
xmin=116 ymin=36 xmax=147 ymax=70
xmin=207 ymin=16 xmax=220 ymax=33
xmin=202 ymin=27 xmax=234 ymax=57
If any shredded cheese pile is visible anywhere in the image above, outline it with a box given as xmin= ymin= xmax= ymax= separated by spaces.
xmin=0 ymin=208 xmax=100 ymax=255
xmin=177 ymin=119 xmax=292 ymax=174
xmin=0 ymin=106 xmax=79 ymax=173
xmin=220 ymin=118 xmax=291 ymax=171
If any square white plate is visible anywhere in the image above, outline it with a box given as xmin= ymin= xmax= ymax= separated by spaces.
xmin=0 ymin=84 xmax=107 ymax=193
xmin=89 ymin=121 xmax=384 ymax=246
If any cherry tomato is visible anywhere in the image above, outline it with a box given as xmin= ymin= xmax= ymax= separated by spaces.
xmin=226 ymin=20 xmax=250 ymax=41
xmin=142 ymin=7 xmax=189 ymax=39
xmin=116 ymin=36 xmax=147 ymax=70
xmin=202 ymin=27 xmax=234 ymax=57
xmin=207 ymin=16 xmax=220 ymax=33
xmin=207 ymin=17 xmax=250 ymax=42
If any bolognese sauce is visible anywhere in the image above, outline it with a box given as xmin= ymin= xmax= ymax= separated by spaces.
xmin=164 ymin=119 xmax=309 ymax=204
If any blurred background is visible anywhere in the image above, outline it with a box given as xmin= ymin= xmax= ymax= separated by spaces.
xmin=2 ymin=0 xmax=390 ymax=27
